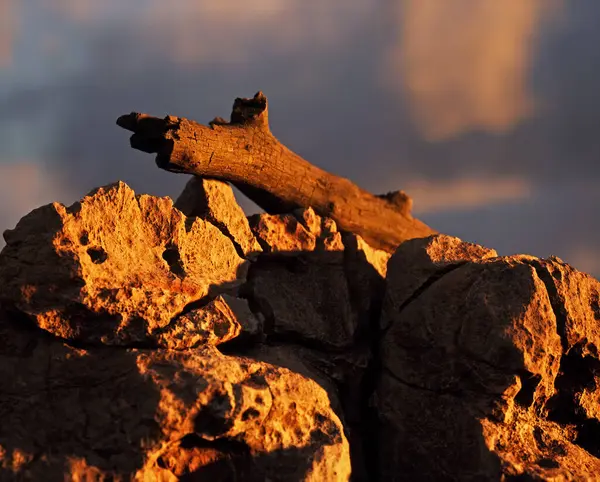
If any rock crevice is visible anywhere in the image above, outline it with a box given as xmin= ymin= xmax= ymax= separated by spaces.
xmin=2 ymin=182 xmax=600 ymax=481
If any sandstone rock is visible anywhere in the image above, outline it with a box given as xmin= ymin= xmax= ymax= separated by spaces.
xmin=0 ymin=311 xmax=350 ymax=481
xmin=153 ymin=294 xmax=263 ymax=349
xmin=249 ymin=207 xmax=343 ymax=254
xmin=350 ymin=234 xmax=391 ymax=279
xmin=377 ymin=236 xmax=600 ymax=480
xmin=245 ymin=343 xmax=371 ymax=480
xmin=248 ymin=251 xmax=357 ymax=348
xmin=243 ymin=231 xmax=383 ymax=480
xmin=5 ymin=179 xmax=600 ymax=481
xmin=246 ymin=210 xmax=385 ymax=350
xmin=246 ymin=252 xmax=383 ymax=352
xmin=341 ymin=232 xmax=389 ymax=315
xmin=381 ymin=234 xmax=497 ymax=330
xmin=0 ymin=182 xmax=247 ymax=345
xmin=139 ymin=347 xmax=351 ymax=481
xmin=175 ymin=177 xmax=262 ymax=258
xmin=249 ymin=212 xmax=316 ymax=253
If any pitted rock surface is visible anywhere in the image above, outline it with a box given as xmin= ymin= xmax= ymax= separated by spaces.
xmin=377 ymin=236 xmax=600 ymax=480
xmin=0 ymin=315 xmax=350 ymax=481
xmin=249 ymin=207 xmax=343 ymax=254
xmin=154 ymin=294 xmax=262 ymax=349
xmin=2 ymin=183 xmax=600 ymax=481
xmin=0 ymin=182 xmax=246 ymax=345
xmin=175 ymin=177 xmax=262 ymax=259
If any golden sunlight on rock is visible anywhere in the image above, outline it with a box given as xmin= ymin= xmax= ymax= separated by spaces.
xmin=404 ymin=176 xmax=532 ymax=214
xmin=2 ymin=177 xmax=600 ymax=479
xmin=386 ymin=0 xmax=555 ymax=139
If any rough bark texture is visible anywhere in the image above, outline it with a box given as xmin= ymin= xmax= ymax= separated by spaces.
xmin=116 ymin=92 xmax=436 ymax=253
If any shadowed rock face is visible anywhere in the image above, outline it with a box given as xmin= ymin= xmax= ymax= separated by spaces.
xmin=0 ymin=182 xmax=351 ymax=481
xmin=1 ymin=181 xmax=600 ymax=481
xmin=378 ymin=238 xmax=600 ymax=480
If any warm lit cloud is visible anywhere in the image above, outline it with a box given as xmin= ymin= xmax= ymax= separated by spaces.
xmin=405 ymin=177 xmax=532 ymax=214
xmin=47 ymin=0 xmax=103 ymax=22
xmin=12 ymin=1 xmax=370 ymax=69
xmin=136 ymin=1 xmax=370 ymax=64
xmin=385 ymin=0 xmax=555 ymax=139
xmin=0 ymin=0 xmax=17 ymax=66
xmin=564 ymin=246 xmax=600 ymax=277
xmin=0 ymin=163 xmax=73 ymax=247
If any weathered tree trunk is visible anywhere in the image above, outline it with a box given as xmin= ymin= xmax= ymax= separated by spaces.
xmin=116 ymin=92 xmax=436 ymax=253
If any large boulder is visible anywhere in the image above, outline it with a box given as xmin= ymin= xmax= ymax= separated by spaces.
xmin=3 ymin=181 xmax=600 ymax=481
xmin=245 ymin=209 xmax=388 ymax=479
xmin=0 ymin=315 xmax=350 ymax=481
xmin=377 ymin=235 xmax=600 ymax=480
xmin=246 ymin=208 xmax=388 ymax=349
xmin=0 ymin=183 xmax=351 ymax=481
xmin=0 ymin=182 xmax=246 ymax=345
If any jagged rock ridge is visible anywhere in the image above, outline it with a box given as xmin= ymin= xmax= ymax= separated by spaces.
xmin=0 ymin=181 xmax=599 ymax=481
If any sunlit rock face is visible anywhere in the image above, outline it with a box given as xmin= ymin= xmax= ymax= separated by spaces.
xmin=0 ymin=182 xmax=352 ymax=481
xmin=0 ymin=182 xmax=247 ymax=345
xmin=175 ymin=177 xmax=263 ymax=259
xmin=378 ymin=235 xmax=600 ymax=480
xmin=1 ymin=182 xmax=600 ymax=480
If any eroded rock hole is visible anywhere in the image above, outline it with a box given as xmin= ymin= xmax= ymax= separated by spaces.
xmin=193 ymin=393 xmax=233 ymax=437
xmin=213 ymin=318 xmax=231 ymax=338
xmin=546 ymin=342 xmax=600 ymax=457
xmin=158 ymin=434 xmax=252 ymax=479
xmin=162 ymin=245 xmax=186 ymax=278
xmin=87 ymin=247 xmax=107 ymax=264
xmin=241 ymin=408 xmax=260 ymax=421
xmin=514 ymin=371 xmax=541 ymax=407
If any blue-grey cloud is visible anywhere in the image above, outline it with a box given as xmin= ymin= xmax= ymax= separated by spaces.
xmin=0 ymin=1 xmax=598 ymax=276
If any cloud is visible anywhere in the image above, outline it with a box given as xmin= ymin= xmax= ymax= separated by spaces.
xmin=0 ymin=1 xmax=380 ymax=209
xmin=134 ymin=1 xmax=371 ymax=64
xmin=0 ymin=0 xmax=599 ymax=278
xmin=22 ymin=1 xmax=371 ymax=65
xmin=564 ymin=246 xmax=600 ymax=277
xmin=405 ymin=177 xmax=532 ymax=215
xmin=0 ymin=0 xmax=17 ymax=67
xmin=0 ymin=163 xmax=74 ymax=247
xmin=384 ymin=0 xmax=553 ymax=139
xmin=46 ymin=0 xmax=105 ymax=22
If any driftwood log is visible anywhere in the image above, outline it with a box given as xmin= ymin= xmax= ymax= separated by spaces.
xmin=116 ymin=92 xmax=436 ymax=252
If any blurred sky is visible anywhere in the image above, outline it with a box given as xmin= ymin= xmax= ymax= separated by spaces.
xmin=0 ymin=0 xmax=599 ymax=275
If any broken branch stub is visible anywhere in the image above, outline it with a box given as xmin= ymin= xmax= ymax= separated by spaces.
xmin=116 ymin=91 xmax=436 ymax=252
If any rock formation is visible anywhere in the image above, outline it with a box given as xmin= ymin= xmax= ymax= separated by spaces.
xmin=1 ymin=92 xmax=599 ymax=481
xmin=1 ymin=181 xmax=600 ymax=481
xmin=377 ymin=237 xmax=600 ymax=480
xmin=0 ymin=183 xmax=352 ymax=481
